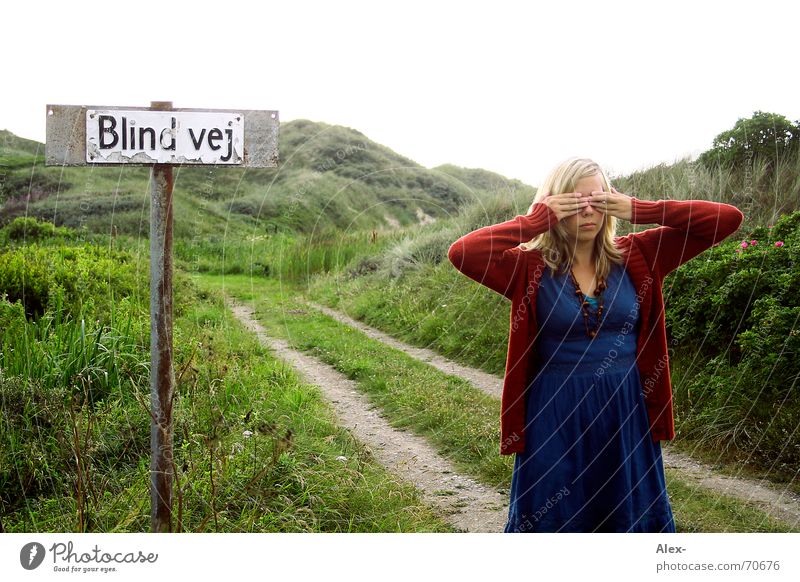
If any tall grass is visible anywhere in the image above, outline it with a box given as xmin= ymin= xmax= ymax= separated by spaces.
xmin=614 ymin=153 xmax=800 ymax=228
xmin=173 ymin=228 xmax=405 ymax=282
xmin=0 ymin=292 xmax=152 ymax=531
xmin=0 ymin=225 xmax=450 ymax=531
xmin=0 ymin=295 xmax=147 ymax=406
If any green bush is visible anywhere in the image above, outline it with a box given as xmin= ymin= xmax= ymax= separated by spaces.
xmin=665 ymin=209 xmax=800 ymax=359
xmin=665 ymin=209 xmax=800 ymax=472
xmin=697 ymin=110 xmax=800 ymax=171
xmin=0 ymin=242 xmax=143 ymax=320
xmin=736 ymin=295 xmax=800 ymax=389
xmin=1 ymin=216 xmax=74 ymax=243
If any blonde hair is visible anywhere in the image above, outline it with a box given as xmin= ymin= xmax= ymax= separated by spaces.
xmin=519 ymin=157 xmax=626 ymax=279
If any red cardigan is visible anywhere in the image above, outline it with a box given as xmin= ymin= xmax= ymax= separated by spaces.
xmin=447 ymin=197 xmax=744 ymax=455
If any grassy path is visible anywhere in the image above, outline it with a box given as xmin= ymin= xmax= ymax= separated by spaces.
xmin=198 ymin=273 xmax=797 ymax=533
xmin=308 ymin=300 xmax=503 ymax=399
xmin=225 ymin=297 xmax=508 ymax=532
xmin=1 ymin=273 xmax=454 ymax=532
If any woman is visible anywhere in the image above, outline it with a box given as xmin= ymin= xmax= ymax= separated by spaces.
xmin=447 ymin=157 xmax=744 ymax=532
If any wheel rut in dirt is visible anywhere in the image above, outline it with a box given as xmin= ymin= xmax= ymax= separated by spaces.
xmin=225 ymin=296 xmax=509 ymax=533
xmin=308 ymin=302 xmax=502 ymax=399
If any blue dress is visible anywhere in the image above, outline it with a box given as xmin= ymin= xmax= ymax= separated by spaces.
xmin=503 ymin=262 xmax=677 ymax=533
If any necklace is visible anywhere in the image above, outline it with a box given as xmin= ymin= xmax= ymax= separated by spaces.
xmin=568 ymin=267 xmax=607 ymax=338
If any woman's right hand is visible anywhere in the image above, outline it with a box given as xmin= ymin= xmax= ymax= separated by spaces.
xmin=529 ymin=191 xmax=590 ymax=222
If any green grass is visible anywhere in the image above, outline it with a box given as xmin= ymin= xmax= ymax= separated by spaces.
xmin=612 ymin=154 xmax=800 ymax=229
xmin=202 ymin=273 xmax=798 ymax=532
xmin=309 ymin=258 xmax=513 ymax=376
xmin=1 ymin=269 xmax=454 ymax=532
xmin=170 ymin=227 xmax=404 ymax=282
xmin=197 ymin=273 xmax=513 ymax=485
xmin=668 ymin=351 xmax=800 ymax=498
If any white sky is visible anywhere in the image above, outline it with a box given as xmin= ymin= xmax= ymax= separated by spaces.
xmin=3 ymin=0 xmax=798 ymax=186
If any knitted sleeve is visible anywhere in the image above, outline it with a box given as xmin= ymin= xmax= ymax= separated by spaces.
xmin=447 ymin=202 xmax=559 ymax=299
xmin=625 ymin=197 xmax=745 ymax=280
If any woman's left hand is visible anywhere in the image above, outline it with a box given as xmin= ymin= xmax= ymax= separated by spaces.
xmin=588 ymin=186 xmax=633 ymax=221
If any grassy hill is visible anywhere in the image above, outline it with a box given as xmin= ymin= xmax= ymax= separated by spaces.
xmin=0 ymin=129 xmax=43 ymax=158
xmin=0 ymin=120 xmax=533 ymax=240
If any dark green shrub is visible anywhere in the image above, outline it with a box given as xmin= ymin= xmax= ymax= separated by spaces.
xmin=665 ymin=209 xmax=800 ymax=359
xmin=2 ymin=216 xmax=73 ymax=242
xmin=666 ymin=209 xmax=800 ymax=472
xmin=0 ymin=243 xmax=143 ymax=321
xmin=697 ymin=110 xmax=800 ymax=171
xmin=0 ymin=169 xmax=67 ymax=204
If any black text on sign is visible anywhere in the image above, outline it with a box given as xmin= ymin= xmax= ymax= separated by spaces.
xmin=85 ymin=110 xmax=244 ymax=164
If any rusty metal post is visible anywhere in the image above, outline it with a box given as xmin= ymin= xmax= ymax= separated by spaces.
xmin=149 ymin=100 xmax=175 ymax=533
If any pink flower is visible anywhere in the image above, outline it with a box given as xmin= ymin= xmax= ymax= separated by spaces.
xmin=735 ymin=248 xmax=742 ymax=253
xmin=768 ymin=225 xmax=774 ymax=229
xmin=775 ymin=241 xmax=784 ymax=247
xmin=750 ymin=239 xmax=758 ymax=246
xmin=740 ymin=241 xmax=748 ymax=248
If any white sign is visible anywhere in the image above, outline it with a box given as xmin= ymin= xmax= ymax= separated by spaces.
xmin=85 ymin=110 xmax=244 ymax=164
